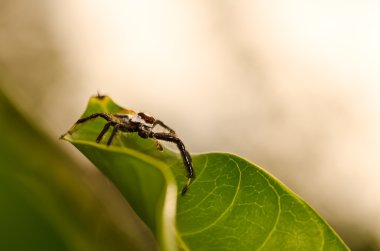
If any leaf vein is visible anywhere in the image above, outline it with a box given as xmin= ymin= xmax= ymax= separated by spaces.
xmin=256 ymin=171 xmax=281 ymax=251
xmin=181 ymin=157 xmax=242 ymax=236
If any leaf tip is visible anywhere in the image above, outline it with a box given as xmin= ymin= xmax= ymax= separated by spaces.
xmin=59 ymin=131 xmax=72 ymax=142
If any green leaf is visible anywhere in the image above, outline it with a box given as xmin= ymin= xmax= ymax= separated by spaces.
xmin=174 ymin=154 xmax=348 ymax=250
xmin=0 ymin=90 xmax=158 ymax=251
xmin=62 ymin=96 xmax=349 ymax=251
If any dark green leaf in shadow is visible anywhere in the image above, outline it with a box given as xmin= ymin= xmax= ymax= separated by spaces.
xmin=0 ymin=90 xmax=158 ymax=251
xmin=62 ymin=96 xmax=349 ymax=251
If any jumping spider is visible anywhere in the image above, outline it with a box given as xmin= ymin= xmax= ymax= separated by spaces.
xmin=66 ymin=111 xmax=194 ymax=195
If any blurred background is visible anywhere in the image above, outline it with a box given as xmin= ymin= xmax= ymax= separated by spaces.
xmin=1 ymin=0 xmax=380 ymax=250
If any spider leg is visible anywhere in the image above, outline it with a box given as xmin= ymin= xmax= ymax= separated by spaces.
xmin=96 ymin=122 xmax=112 ymax=143
xmin=150 ymin=132 xmax=194 ymax=195
xmin=114 ymin=114 xmax=130 ymax=119
xmin=107 ymin=124 xmax=120 ymax=146
xmin=64 ymin=113 xmax=113 ymax=136
xmin=152 ymin=120 xmax=176 ymax=135
xmin=137 ymin=126 xmax=164 ymax=151
xmin=76 ymin=113 xmax=112 ymax=124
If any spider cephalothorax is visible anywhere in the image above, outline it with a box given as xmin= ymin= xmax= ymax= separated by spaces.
xmin=67 ymin=111 xmax=194 ymax=195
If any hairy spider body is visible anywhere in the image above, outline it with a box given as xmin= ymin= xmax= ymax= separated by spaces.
xmin=70 ymin=111 xmax=194 ymax=195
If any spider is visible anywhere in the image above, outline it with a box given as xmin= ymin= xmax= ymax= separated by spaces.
xmin=67 ymin=110 xmax=194 ymax=195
